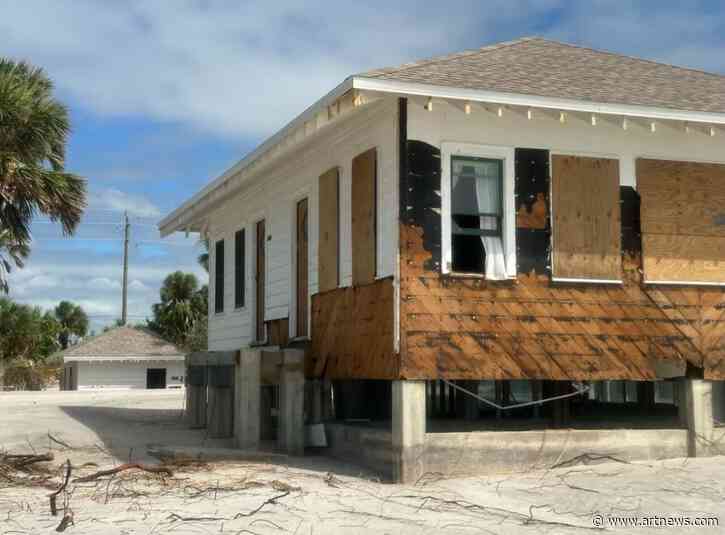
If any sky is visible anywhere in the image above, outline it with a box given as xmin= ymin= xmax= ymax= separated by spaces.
xmin=3 ymin=0 xmax=725 ymax=332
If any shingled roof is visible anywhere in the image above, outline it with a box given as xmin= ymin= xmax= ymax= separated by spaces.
xmin=62 ymin=326 xmax=183 ymax=361
xmin=360 ymin=37 xmax=725 ymax=114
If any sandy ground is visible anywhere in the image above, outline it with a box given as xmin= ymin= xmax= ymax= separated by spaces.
xmin=1 ymin=390 xmax=724 ymax=534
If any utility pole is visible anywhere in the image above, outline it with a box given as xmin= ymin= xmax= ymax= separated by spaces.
xmin=121 ymin=211 xmax=129 ymax=325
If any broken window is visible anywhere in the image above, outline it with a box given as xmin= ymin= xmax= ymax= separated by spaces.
xmin=450 ymin=155 xmax=507 ymax=277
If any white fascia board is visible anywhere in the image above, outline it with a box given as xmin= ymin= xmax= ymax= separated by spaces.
xmin=160 ymin=74 xmax=725 ymax=236
xmin=158 ymin=76 xmax=355 ymax=236
xmin=644 ymin=280 xmax=725 ymax=287
xmin=352 ymin=77 xmax=725 ymax=125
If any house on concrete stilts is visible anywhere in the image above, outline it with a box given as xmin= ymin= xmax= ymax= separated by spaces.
xmin=160 ymin=37 xmax=725 ymax=482
xmin=61 ymin=326 xmax=185 ymax=390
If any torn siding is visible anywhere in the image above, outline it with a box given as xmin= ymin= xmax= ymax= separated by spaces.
xmin=396 ymin=100 xmax=725 ymax=380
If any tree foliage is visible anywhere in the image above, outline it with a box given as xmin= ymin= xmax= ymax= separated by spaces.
xmin=0 ymin=58 xmax=87 ymax=293
xmin=54 ymin=300 xmax=89 ymax=349
xmin=148 ymin=271 xmax=208 ymax=350
xmin=0 ymin=297 xmax=60 ymax=363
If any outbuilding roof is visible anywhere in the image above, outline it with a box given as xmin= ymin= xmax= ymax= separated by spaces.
xmin=361 ymin=37 xmax=725 ymax=114
xmin=62 ymin=326 xmax=184 ymax=362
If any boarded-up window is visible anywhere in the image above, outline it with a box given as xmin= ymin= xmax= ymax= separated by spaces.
xmin=234 ymin=229 xmax=245 ymax=309
xmin=352 ymin=148 xmax=377 ymax=285
xmin=637 ymin=158 xmax=725 ymax=284
xmin=551 ymin=155 xmax=621 ymax=281
xmin=318 ymin=167 xmax=339 ymax=292
xmin=214 ymin=239 xmax=225 ymax=313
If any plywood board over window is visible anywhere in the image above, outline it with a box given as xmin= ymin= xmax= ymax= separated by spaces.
xmin=551 ymin=155 xmax=621 ymax=281
xmin=318 ymin=167 xmax=339 ymax=292
xmin=637 ymin=158 xmax=725 ymax=284
xmin=352 ymin=148 xmax=377 ymax=286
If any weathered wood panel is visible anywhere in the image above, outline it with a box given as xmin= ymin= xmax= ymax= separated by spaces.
xmin=551 ymin=155 xmax=621 ymax=280
xmin=318 ymin=167 xmax=339 ymax=292
xmin=266 ymin=318 xmax=290 ymax=348
xmin=351 ymin=148 xmax=377 ymax=285
xmin=637 ymin=158 xmax=725 ymax=283
xmin=296 ymin=198 xmax=309 ymax=337
xmin=310 ymin=277 xmax=397 ymax=379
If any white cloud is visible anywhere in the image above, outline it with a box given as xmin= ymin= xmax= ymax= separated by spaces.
xmin=0 ymin=1 xmax=577 ymax=139
xmin=88 ymin=188 xmax=162 ymax=218
xmin=87 ymin=277 xmax=122 ymax=291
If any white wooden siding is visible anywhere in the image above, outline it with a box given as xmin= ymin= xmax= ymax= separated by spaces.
xmin=75 ymin=361 xmax=185 ymax=389
xmin=207 ymin=98 xmax=400 ymax=351
xmin=408 ymin=101 xmax=725 ymax=185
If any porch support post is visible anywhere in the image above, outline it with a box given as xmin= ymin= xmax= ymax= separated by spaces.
xmin=681 ymin=378 xmax=715 ymax=457
xmin=279 ymin=349 xmax=305 ymax=455
xmin=236 ymin=349 xmax=261 ymax=450
xmin=392 ymin=380 xmax=426 ymax=483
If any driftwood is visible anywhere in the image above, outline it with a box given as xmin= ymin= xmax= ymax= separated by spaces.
xmin=55 ymin=512 xmax=74 ymax=532
xmin=3 ymin=452 xmax=54 ymax=470
xmin=49 ymin=460 xmax=72 ymax=516
xmin=72 ymin=463 xmax=173 ymax=483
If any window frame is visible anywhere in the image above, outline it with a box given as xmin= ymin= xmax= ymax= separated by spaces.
xmin=234 ymin=228 xmax=246 ymax=310
xmin=214 ymin=238 xmax=225 ymax=314
xmin=441 ymin=142 xmax=516 ymax=277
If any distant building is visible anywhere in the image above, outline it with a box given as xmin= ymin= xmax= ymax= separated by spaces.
xmin=61 ymin=326 xmax=185 ymax=390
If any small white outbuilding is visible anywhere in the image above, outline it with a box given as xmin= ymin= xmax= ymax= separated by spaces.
xmin=61 ymin=326 xmax=185 ymax=390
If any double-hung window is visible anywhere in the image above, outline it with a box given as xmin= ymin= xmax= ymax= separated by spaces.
xmin=442 ymin=143 xmax=515 ymax=279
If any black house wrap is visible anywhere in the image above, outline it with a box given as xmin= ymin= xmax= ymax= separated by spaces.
xmin=515 ymin=148 xmax=551 ymax=276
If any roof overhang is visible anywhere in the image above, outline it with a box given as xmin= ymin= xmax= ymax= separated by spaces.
xmin=64 ymin=355 xmax=185 ymax=363
xmin=159 ymin=76 xmax=725 ymax=236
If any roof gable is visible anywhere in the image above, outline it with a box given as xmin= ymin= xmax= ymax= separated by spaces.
xmin=62 ymin=326 xmax=183 ymax=358
xmin=360 ymin=37 xmax=725 ymax=114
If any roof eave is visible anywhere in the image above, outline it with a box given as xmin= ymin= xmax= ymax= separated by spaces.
xmin=158 ymin=76 xmax=356 ymax=236
xmin=160 ymin=75 xmax=725 ymax=236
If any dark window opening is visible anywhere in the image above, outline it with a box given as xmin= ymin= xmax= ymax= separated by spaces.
xmin=234 ymin=229 xmax=245 ymax=309
xmin=214 ymin=239 xmax=224 ymax=313
xmin=451 ymin=156 xmax=504 ymax=273
xmin=146 ymin=368 xmax=167 ymax=389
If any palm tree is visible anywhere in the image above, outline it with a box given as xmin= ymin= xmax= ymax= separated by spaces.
xmin=197 ymin=239 xmax=209 ymax=273
xmin=54 ymin=300 xmax=88 ymax=349
xmin=149 ymin=271 xmax=206 ymax=347
xmin=0 ymin=228 xmax=29 ymax=293
xmin=0 ymin=58 xmax=87 ymax=292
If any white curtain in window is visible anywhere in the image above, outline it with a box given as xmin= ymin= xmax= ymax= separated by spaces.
xmin=475 ymin=171 xmax=507 ymax=280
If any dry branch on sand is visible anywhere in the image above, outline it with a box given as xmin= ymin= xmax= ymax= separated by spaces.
xmin=72 ymin=463 xmax=173 ymax=483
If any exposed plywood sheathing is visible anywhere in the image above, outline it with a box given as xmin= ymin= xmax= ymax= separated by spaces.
xmin=551 ymin=155 xmax=621 ymax=281
xmin=310 ymin=277 xmax=396 ymax=379
xmin=318 ymin=167 xmax=340 ymax=292
xmin=351 ymin=148 xmax=377 ymax=286
xmin=394 ymin=129 xmax=725 ymax=381
xmin=399 ymin=225 xmax=713 ymax=380
xmin=637 ymin=158 xmax=725 ymax=284
xmin=266 ymin=318 xmax=290 ymax=348
xmin=296 ymin=198 xmax=309 ymax=337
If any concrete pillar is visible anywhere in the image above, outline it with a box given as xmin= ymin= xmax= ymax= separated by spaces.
xmin=279 ymin=349 xmax=305 ymax=455
xmin=681 ymin=378 xmax=715 ymax=457
xmin=392 ymin=380 xmax=426 ymax=484
xmin=207 ymin=365 xmax=235 ymax=438
xmin=308 ymin=379 xmax=323 ymax=424
xmin=236 ymin=350 xmax=261 ymax=450
xmin=531 ymin=380 xmax=543 ymax=419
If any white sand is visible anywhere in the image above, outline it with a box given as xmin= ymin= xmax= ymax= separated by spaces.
xmin=1 ymin=389 xmax=724 ymax=534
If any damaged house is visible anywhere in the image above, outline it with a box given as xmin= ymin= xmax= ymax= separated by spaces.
xmin=160 ymin=37 xmax=725 ymax=482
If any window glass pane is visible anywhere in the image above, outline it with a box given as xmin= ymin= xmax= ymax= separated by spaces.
xmin=214 ymin=240 xmax=224 ymax=313
xmin=451 ymin=157 xmax=502 ymax=216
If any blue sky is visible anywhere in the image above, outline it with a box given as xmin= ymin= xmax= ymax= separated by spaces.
xmin=3 ymin=0 xmax=725 ymax=331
